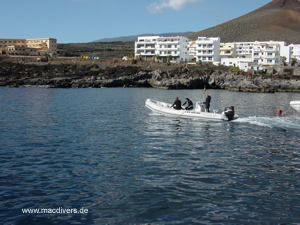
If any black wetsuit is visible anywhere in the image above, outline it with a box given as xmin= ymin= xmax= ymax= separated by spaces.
xmin=206 ymin=95 xmax=211 ymax=112
xmin=183 ymin=99 xmax=193 ymax=110
xmin=171 ymin=99 xmax=182 ymax=110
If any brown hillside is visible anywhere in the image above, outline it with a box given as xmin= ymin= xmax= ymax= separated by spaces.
xmin=186 ymin=0 xmax=300 ymax=44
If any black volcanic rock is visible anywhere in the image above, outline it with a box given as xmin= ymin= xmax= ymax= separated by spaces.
xmin=1 ymin=60 xmax=300 ymax=92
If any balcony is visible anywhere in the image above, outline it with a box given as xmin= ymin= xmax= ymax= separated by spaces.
xmin=156 ymin=46 xmax=180 ymax=51
xmin=196 ymin=51 xmax=214 ymax=56
xmin=157 ymin=40 xmax=180 ymax=44
xmin=196 ymin=45 xmax=213 ymax=50
xmin=158 ymin=51 xmax=180 ymax=56
xmin=265 ymin=54 xmax=278 ymax=59
xmin=136 ymin=45 xmax=155 ymax=50
xmin=265 ymin=47 xmax=279 ymax=51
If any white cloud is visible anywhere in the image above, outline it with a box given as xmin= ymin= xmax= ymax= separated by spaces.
xmin=147 ymin=0 xmax=203 ymax=14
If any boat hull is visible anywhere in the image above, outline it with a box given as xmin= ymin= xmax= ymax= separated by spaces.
xmin=290 ymin=101 xmax=300 ymax=112
xmin=145 ymin=99 xmax=229 ymax=121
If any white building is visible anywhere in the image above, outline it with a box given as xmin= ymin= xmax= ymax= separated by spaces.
xmin=252 ymin=41 xmax=282 ymax=66
xmin=156 ymin=36 xmax=192 ymax=63
xmin=235 ymin=42 xmax=254 ymax=58
xmin=135 ymin=36 xmax=159 ymax=61
xmin=135 ymin=36 xmax=192 ymax=63
xmin=290 ymin=44 xmax=300 ymax=62
xmin=194 ymin=37 xmax=221 ymax=65
xmin=221 ymin=58 xmax=253 ymax=71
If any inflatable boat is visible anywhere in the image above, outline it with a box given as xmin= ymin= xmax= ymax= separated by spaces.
xmin=145 ymin=99 xmax=236 ymax=121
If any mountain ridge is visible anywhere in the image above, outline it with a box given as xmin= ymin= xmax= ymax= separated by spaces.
xmin=93 ymin=32 xmax=193 ymax=42
xmin=186 ymin=0 xmax=300 ymax=44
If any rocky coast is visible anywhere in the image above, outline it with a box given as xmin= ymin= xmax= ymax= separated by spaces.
xmin=1 ymin=57 xmax=300 ymax=93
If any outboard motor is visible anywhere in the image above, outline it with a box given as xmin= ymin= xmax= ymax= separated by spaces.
xmin=224 ymin=106 xmax=235 ymax=121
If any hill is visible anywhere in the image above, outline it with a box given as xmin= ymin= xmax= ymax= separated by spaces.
xmin=186 ymin=0 xmax=300 ymax=44
xmin=93 ymin=32 xmax=193 ymax=42
xmin=57 ymin=42 xmax=134 ymax=58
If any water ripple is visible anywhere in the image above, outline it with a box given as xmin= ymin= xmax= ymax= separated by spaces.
xmin=0 ymin=87 xmax=299 ymax=224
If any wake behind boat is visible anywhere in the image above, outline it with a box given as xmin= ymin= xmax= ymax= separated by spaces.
xmin=145 ymin=99 xmax=236 ymax=121
xmin=290 ymin=100 xmax=300 ymax=112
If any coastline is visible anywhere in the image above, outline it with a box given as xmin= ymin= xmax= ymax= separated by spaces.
xmin=1 ymin=57 xmax=300 ymax=93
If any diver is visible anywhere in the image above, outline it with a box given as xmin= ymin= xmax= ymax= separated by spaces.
xmin=205 ymin=93 xmax=211 ymax=112
xmin=171 ymin=97 xmax=182 ymax=110
xmin=182 ymin=98 xmax=193 ymax=110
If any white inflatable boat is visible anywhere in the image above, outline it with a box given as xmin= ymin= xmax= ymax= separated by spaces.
xmin=145 ymin=99 xmax=236 ymax=121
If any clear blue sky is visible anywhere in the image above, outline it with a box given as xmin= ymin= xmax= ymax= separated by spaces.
xmin=1 ymin=0 xmax=271 ymax=43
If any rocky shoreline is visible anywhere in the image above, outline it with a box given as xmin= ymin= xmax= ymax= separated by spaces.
xmin=1 ymin=58 xmax=300 ymax=93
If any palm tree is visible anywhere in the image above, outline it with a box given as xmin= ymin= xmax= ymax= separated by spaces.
xmin=130 ymin=51 xmax=135 ymax=59
xmin=155 ymin=54 xmax=160 ymax=62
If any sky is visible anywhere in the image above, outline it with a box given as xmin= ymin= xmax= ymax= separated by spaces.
xmin=1 ymin=0 xmax=272 ymax=43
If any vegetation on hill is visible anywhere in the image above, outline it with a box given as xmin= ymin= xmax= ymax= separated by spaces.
xmin=57 ymin=42 xmax=134 ymax=58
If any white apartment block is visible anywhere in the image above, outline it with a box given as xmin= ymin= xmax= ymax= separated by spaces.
xmin=0 ymin=38 xmax=57 ymax=56
xmin=135 ymin=36 xmax=159 ymax=61
xmin=156 ymin=36 xmax=192 ymax=63
xmin=135 ymin=36 xmax=192 ymax=63
xmin=235 ymin=42 xmax=254 ymax=58
xmin=194 ymin=37 xmax=221 ymax=64
xmin=252 ymin=42 xmax=281 ymax=66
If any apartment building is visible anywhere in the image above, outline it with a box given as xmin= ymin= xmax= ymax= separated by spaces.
xmin=156 ymin=36 xmax=192 ymax=63
xmin=194 ymin=37 xmax=221 ymax=64
xmin=135 ymin=36 xmax=192 ymax=63
xmin=252 ymin=42 xmax=281 ymax=66
xmin=0 ymin=38 xmax=57 ymax=56
xmin=235 ymin=42 xmax=254 ymax=58
xmin=135 ymin=36 xmax=159 ymax=61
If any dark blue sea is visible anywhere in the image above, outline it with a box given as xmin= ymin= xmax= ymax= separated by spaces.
xmin=1 ymin=86 xmax=300 ymax=225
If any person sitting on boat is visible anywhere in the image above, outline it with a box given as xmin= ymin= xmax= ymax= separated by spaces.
xmin=205 ymin=94 xmax=211 ymax=112
xmin=171 ymin=97 xmax=182 ymax=110
xmin=182 ymin=98 xmax=193 ymax=110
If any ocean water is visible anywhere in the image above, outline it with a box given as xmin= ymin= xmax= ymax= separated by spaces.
xmin=0 ymin=86 xmax=300 ymax=225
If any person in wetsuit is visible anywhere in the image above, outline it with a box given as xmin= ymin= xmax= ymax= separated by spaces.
xmin=205 ymin=94 xmax=211 ymax=112
xmin=182 ymin=98 xmax=193 ymax=110
xmin=171 ymin=97 xmax=182 ymax=110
